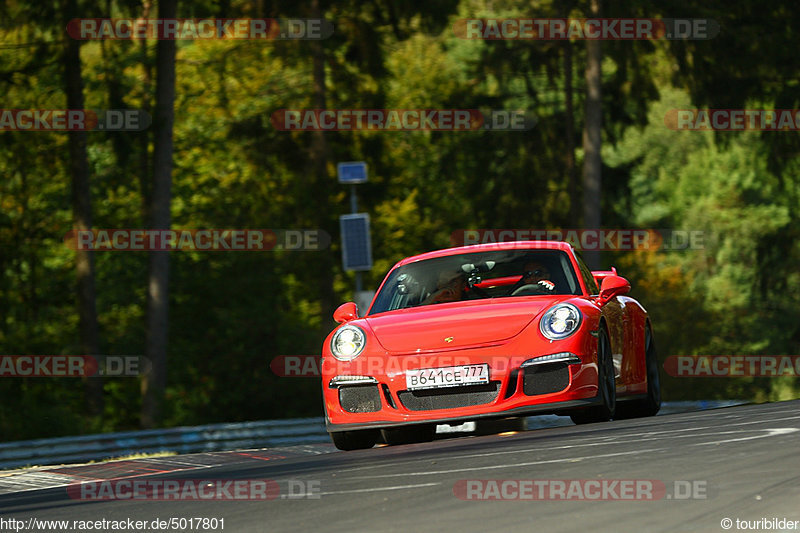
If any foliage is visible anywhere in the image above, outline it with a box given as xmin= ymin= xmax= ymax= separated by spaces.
xmin=1 ymin=0 xmax=798 ymax=440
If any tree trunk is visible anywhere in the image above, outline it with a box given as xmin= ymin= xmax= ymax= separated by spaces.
xmin=310 ymin=0 xmax=336 ymax=332
xmin=62 ymin=0 xmax=103 ymax=416
xmin=138 ymin=0 xmax=153 ymax=222
xmin=582 ymin=0 xmax=603 ymax=268
xmin=564 ymin=40 xmax=579 ymax=222
xmin=142 ymin=0 xmax=177 ymax=428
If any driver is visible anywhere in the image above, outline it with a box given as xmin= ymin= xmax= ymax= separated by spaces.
xmin=511 ymin=261 xmax=555 ymax=294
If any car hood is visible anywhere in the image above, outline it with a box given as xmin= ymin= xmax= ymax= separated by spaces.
xmin=365 ymin=298 xmax=561 ymax=353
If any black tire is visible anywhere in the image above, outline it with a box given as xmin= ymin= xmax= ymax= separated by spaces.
xmin=329 ymin=429 xmax=379 ymax=451
xmin=381 ymin=424 xmax=435 ymax=446
xmin=614 ymin=324 xmax=661 ymax=419
xmin=570 ymin=327 xmax=616 ymax=424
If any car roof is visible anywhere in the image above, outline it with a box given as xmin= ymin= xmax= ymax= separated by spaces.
xmin=394 ymin=241 xmax=576 ymax=267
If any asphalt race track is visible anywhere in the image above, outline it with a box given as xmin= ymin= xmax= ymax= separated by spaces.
xmin=1 ymin=400 xmax=799 ymax=533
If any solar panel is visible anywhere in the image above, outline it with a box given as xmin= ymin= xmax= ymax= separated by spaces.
xmin=340 ymin=213 xmax=372 ymax=271
xmin=337 ymin=161 xmax=368 ymax=184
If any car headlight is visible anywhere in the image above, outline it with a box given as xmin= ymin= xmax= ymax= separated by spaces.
xmin=330 ymin=325 xmax=366 ymax=360
xmin=540 ymin=303 xmax=582 ymax=340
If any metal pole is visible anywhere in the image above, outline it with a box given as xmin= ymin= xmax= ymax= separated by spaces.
xmin=349 ymin=183 xmax=358 ymax=213
xmin=350 ymin=184 xmax=363 ymax=295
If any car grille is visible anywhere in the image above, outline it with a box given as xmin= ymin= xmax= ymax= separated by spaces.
xmin=523 ymin=363 xmax=570 ymax=396
xmin=339 ymin=385 xmax=382 ymax=413
xmin=397 ymin=381 xmax=501 ymax=411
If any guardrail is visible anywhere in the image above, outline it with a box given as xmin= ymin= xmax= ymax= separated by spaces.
xmin=0 ymin=418 xmax=329 ymax=470
xmin=0 ymin=400 xmax=746 ymax=470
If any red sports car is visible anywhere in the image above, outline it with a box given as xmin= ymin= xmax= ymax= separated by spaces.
xmin=322 ymin=241 xmax=660 ymax=450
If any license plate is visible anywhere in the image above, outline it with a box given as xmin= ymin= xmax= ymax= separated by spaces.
xmin=405 ymin=364 xmax=489 ymax=390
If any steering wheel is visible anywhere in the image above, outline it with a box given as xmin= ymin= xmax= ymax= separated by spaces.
xmin=511 ymin=280 xmax=555 ymax=296
xmin=511 ymin=284 xmax=541 ymax=296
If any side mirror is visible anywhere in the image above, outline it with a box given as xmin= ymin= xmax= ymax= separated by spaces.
xmin=596 ymin=275 xmax=630 ymax=307
xmin=333 ymin=302 xmax=358 ymax=323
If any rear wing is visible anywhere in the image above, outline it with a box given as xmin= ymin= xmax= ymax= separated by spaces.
xmin=591 ymin=266 xmax=618 ymax=288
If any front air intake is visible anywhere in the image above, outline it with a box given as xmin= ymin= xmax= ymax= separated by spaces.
xmin=339 ymin=385 xmax=382 ymax=413
xmin=522 ymin=363 xmax=570 ymax=396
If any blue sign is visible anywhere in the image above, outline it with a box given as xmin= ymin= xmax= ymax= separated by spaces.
xmin=337 ymin=161 xmax=368 ymax=184
xmin=340 ymin=214 xmax=372 ymax=271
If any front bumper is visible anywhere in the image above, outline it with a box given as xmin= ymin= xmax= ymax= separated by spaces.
xmin=323 ymin=334 xmax=599 ymax=432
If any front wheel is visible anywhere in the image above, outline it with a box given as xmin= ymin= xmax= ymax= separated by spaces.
xmin=330 ymin=429 xmax=379 ymax=451
xmin=570 ymin=327 xmax=616 ymax=424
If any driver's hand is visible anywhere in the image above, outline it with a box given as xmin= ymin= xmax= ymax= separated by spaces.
xmin=537 ymin=280 xmax=555 ymax=292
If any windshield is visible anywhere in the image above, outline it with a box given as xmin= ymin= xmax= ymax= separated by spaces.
xmin=368 ymin=249 xmax=581 ymax=315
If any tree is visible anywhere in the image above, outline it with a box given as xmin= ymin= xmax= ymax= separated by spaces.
xmin=142 ymin=0 xmax=178 ymax=428
xmin=61 ymin=0 xmax=103 ymax=416
xmin=581 ymin=0 xmax=602 ymax=269
xmin=309 ymin=0 xmax=336 ymax=331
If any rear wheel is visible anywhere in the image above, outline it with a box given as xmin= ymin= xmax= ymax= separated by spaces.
xmin=330 ymin=429 xmax=379 ymax=451
xmin=570 ymin=327 xmax=616 ymax=424
xmin=615 ymin=324 xmax=661 ymax=419
xmin=381 ymin=424 xmax=435 ymax=445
